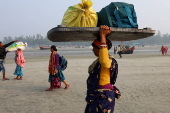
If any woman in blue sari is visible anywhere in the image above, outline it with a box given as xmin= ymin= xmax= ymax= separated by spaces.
xmin=85 ymin=25 xmax=121 ymax=113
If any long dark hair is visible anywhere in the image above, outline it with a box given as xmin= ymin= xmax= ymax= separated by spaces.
xmin=51 ymin=45 xmax=57 ymax=51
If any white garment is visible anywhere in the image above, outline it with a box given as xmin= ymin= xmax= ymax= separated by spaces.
xmin=8 ymin=42 xmax=27 ymax=51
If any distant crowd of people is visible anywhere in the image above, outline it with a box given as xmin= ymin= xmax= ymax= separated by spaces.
xmin=160 ymin=46 xmax=169 ymax=55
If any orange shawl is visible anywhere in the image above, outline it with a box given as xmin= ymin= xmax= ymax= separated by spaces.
xmin=48 ymin=51 xmax=58 ymax=75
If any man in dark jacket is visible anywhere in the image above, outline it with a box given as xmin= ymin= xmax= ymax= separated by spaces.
xmin=0 ymin=40 xmax=18 ymax=80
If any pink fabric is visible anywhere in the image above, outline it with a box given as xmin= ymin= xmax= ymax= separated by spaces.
xmin=99 ymin=83 xmax=114 ymax=89
xmin=16 ymin=50 xmax=25 ymax=67
xmin=161 ymin=46 xmax=165 ymax=55
xmin=164 ymin=46 xmax=168 ymax=55
xmin=51 ymin=77 xmax=62 ymax=89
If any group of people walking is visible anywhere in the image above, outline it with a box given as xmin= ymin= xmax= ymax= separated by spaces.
xmin=0 ymin=40 xmax=70 ymax=91
xmin=0 ymin=40 xmax=25 ymax=81
xmin=0 ymin=25 xmax=121 ymax=113
xmin=160 ymin=46 xmax=168 ymax=55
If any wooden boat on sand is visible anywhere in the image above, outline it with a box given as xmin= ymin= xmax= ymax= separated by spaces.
xmin=122 ymin=46 xmax=135 ymax=54
xmin=39 ymin=46 xmax=50 ymax=50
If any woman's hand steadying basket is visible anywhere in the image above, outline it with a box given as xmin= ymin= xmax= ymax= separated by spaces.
xmin=99 ymin=25 xmax=112 ymax=49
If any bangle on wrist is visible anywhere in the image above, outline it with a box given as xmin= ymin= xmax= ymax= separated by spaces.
xmin=100 ymin=45 xmax=107 ymax=46
xmin=100 ymin=43 xmax=106 ymax=45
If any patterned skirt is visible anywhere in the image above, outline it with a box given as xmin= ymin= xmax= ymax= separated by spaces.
xmin=48 ymin=74 xmax=61 ymax=89
xmin=85 ymin=89 xmax=115 ymax=113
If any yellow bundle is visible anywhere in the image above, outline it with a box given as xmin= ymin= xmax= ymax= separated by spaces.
xmin=61 ymin=0 xmax=98 ymax=27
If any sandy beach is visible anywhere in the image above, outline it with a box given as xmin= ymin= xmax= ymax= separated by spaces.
xmin=0 ymin=46 xmax=170 ymax=113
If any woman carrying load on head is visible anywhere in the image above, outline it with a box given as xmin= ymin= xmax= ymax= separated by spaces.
xmin=13 ymin=48 xmax=25 ymax=80
xmin=85 ymin=25 xmax=121 ymax=113
xmin=46 ymin=45 xmax=70 ymax=91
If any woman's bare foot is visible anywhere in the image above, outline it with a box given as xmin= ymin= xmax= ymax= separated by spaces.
xmin=46 ymin=88 xmax=53 ymax=91
xmin=2 ymin=78 xmax=9 ymax=81
xmin=17 ymin=78 xmax=22 ymax=80
xmin=64 ymin=84 xmax=70 ymax=89
xmin=14 ymin=77 xmax=18 ymax=80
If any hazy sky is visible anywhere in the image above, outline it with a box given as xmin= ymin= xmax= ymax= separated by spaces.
xmin=0 ymin=0 xmax=169 ymax=40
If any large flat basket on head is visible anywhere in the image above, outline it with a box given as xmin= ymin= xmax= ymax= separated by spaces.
xmin=47 ymin=26 xmax=156 ymax=42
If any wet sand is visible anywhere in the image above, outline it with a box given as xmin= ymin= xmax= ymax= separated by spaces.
xmin=0 ymin=47 xmax=170 ymax=113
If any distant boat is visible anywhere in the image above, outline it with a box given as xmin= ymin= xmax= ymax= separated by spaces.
xmin=122 ymin=46 xmax=135 ymax=54
xmin=39 ymin=46 xmax=50 ymax=50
